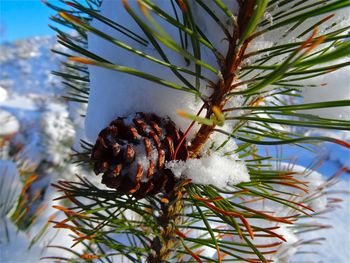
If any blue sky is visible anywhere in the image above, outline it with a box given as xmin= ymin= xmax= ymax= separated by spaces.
xmin=0 ymin=0 xmax=62 ymax=43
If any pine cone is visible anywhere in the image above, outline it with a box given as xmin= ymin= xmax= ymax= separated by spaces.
xmin=91 ymin=112 xmax=188 ymax=198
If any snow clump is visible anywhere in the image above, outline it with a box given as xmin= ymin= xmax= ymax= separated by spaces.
xmin=0 ymin=110 xmax=20 ymax=136
xmin=166 ymin=129 xmax=250 ymax=188
xmin=166 ymin=152 xmax=249 ymax=188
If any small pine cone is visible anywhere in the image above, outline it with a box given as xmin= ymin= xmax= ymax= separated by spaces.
xmin=91 ymin=112 xmax=188 ymax=198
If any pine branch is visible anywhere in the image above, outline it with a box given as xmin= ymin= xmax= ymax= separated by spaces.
xmin=44 ymin=0 xmax=350 ymax=262
xmin=147 ymin=186 xmax=185 ymax=262
xmin=189 ymin=0 xmax=258 ymax=156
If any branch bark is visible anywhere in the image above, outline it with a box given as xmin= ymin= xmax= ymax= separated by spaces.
xmin=189 ymin=1 xmax=257 ymax=157
xmin=147 ymin=188 xmax=185 ymax=263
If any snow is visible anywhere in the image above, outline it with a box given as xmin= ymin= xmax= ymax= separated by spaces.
xmin=0 ymin=95 xmax=38 ymax=111
xmin=276 ymin=162 xmax=328 ymax=212
xmin=86 ymin=0 xmax=202 ymax=141
xmin=234 ymin=161 xmax=349 ymax=263
xmin=292 ymin=179 xmax=350 ymax=263
xmin=269 ymin=159 xmax=350 ymax=262
xmin=324 ymin=133 xmax=350 ymax=166
xmin=270 ymin=225 xmax=299 ymax=263
xmin=0 ymin=87 xmax=8 ymax=102
xmin=0 ymin=37 xmax=63 ymax=96
xmin=0 ymin=110 xmax=20 ymax=136
xmin=301 ymin=64 xmax=350 ymax=120
xmin=0 ymin=160 xmax=22 ymax=251
xmin=84 ymin=0 xmax=350 ymax=190
xmin=0 ymin=190 xmax=85 ymax=263
xmin=166 ymin=152 xmax=249 ymax=188
xmin=0 ymin=160 xmax=22 ymax=218
xmin=0 ymin=36 xmax=87 ymax=262
xmin=182 ymin=220 xmax=220 ymax=260
xmin=242 ymin=2 xmax=350 ymax=100
xmin=40 ymin=110 xmax=75 ymax=165
xmin=189 ymin=0 xmax=238 ymax=56
xmin=68 ymin=101 xmax=88 ymax=150
xmin=165 ymin=122 xmax=249 ymax=187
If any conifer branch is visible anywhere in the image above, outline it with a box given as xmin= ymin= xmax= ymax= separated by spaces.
xmin=43 ymin=0 xmax=350 ymax=262
xmin=148 ymin=187 xmax=185 ymax=262
xmin=189 ymin=0 xmax=257 ymax=156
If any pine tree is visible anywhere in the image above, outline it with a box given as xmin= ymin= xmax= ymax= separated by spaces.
xmin=43 ymin=0 xmax=350 ymax=262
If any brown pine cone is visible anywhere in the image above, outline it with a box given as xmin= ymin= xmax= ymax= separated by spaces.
xmin=91 ymin=112 xmax=188 ymax=198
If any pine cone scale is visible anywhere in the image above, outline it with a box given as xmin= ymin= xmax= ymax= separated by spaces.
xmin=150 ymin=121 xmax=162 ymax=136
xmin=143 ymin=137 xmax=152 ymax=157
xmin=124 ymin=144 xmax=135 ymax=163
xmin=147 ymin=160 xmax=155 ymax=178
xmin=165 ymin=136 xmax=175 ymax=159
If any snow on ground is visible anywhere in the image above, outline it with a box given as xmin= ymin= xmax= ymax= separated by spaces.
xmin=0 ymin=188 xmax=86 ymax=263
xmin=292 ymin=178 xmax=350 ymax=263
xmin=256 ymin=140 xmax=350 ymax=262
xmin=0 ymin=160 xmax=22 ymax=218
xmin=0 ymin=36 xmax=85 ymax=262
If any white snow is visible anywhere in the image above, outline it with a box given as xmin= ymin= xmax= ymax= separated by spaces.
xmin=166 ymin=151 xmax=249 ymax=188
xmin=241 ymin=3 xmax=350 ymax=101
xmin=167 ymin=129 xmax=249 ymax=187
xmin=276 ymin=162 xmax=328 ymax=212
xmin=0 ymin=190 xmax=86 ymax=263
xmin=0 ymin=110 xmax=20 ymax=136
xmin=86 ymin=0 xmax=201 ymax=141
xmin=0 ymin=87 xmax=8 ymax=102
xmin=182 ymin=220 xmax=220 ymax=260
xmin=323 ymin=131 xmax=350 ymax=166
xmin=264 ymin=160 xmax=350 ymax=262
xmin=303 ymin=129 xmax=350 ymax=168
xmin=0 ymin=161 xmax=22 ymax=250
xmin=40 ymin=110 xmax=75 ymax=165
xmin=292 ymin=179 xmax=350 ymax=263
xmin=0 ymin=36 xmax=88 ymax=261
xmin=68 ymin=101 xmax=88 ymax=150
xmin=0 ymin=160 xmax=22 ymax=218
xmin=189 ymin=0 xmax=238 ymax=56
xmin=0 ymin=95 xmax=39 ymax=111
xmin=270 ymin=225 xmax=299 ymax=263
xmin=301 ymin=63 xmax=350 ymax=120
